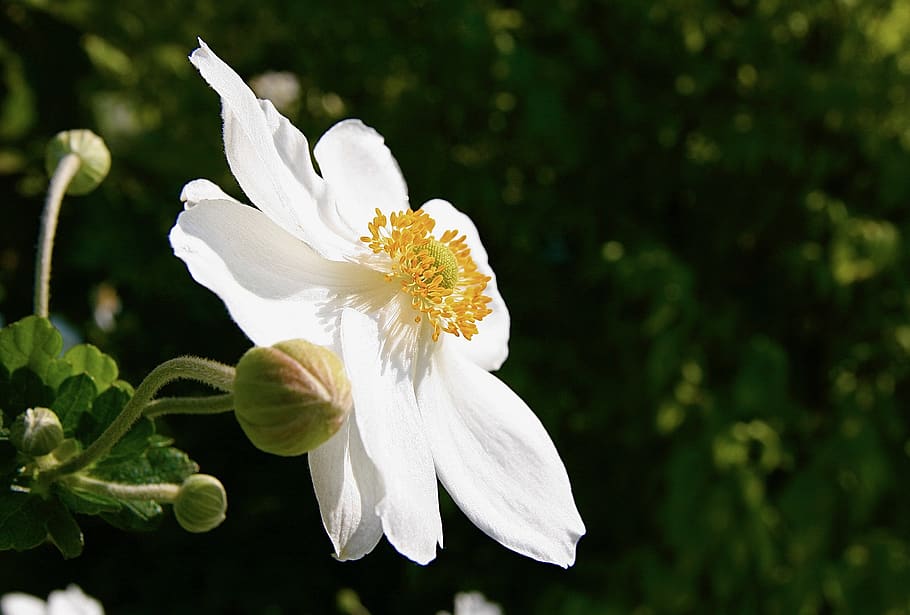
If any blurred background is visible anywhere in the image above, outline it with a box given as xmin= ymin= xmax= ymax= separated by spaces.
xmin=3 ymin=0 xmax=910 ymax=612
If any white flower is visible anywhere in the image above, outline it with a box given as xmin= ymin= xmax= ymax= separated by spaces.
xmin=170 ymin=39 xmax=585 ymax=566
xmin=437 ymin=592 xmax=503 ymax=615
xmin=1 ymin=585 xmax=103 ymax=615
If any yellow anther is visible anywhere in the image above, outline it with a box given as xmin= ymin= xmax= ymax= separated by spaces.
xmin=362 ymin=208 xmax=492 ymax=341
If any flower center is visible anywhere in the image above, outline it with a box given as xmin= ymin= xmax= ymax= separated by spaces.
xmin=420 ymin=240 xmax=459 ymax=290
xmin=361 ymin=208 xmax=493 ymax=341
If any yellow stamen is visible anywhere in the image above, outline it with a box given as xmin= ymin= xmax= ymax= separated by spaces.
xmin=360 ymin=208 xmax=492 ymax=341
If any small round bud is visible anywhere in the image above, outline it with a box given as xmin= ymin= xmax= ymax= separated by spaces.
xmin=10 ymin=407 xmax=64 ymax=456
xmin=45 ymin=130 xmax=111 ymax=195
xmin=174 ymin=474 xmax=227 ymax=533
xmin=233 ymin=339 xmax=352 ymax=456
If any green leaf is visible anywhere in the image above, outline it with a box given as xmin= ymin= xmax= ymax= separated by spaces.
xmin=82 ymin=384 xmax=130 ymax=443
xmin=100 ymin=501 xmax=163 ymax=532
xmin=46 ymin=359 xmax=75 ymax=391
xmin=0 ymin=316 xmax=62 ymax=379
xmin=52 ymin=375 xmax=98 ymax=435
xmin=57 ymin=485 xmax=121 ymax=516
xmin=44 ymin=499 xmax=83 ymax=559
xmin=111 ymin=379 xmax=134 ymax=396
xmin=146 ymin=445 xmax=198 ymax=484
xmin=64 ymin=344 xmax=118 ymax=392
xmin=107 ymin=417 xmax=154 ymax=461
xmin=4 ymin=368 xmax=54 ymax=417
xmin=0 ymin=441 xmax=18 ymax=477
xmin=0 ymin=491 xmax=48 ymax=551
xmin=91 ymin=443 xmax=196 ymax=488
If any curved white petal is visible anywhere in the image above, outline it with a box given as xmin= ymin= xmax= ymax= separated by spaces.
xmin=341 ymin=308 xmax=442 ymax=564
xmin=417 ymin=344 xmax=585 ymax=567
xmin=47 ymin=586 xmax=103 ymax=615
xmin=189 ymin=39 xmax=356 ymax=260
xmin=309 ymin=419 xmax=384 ymax=560
xmin=420 ymin=199 xmax=510 ymax=371
xmin=180 ymin=178 xmax=240 ymax=208
xmin=170 ymin=195 xmax=374 ymax=348
xmin=314 ymin=119 xmax=409 ymax=240
xmin=0 ymin=594 xmax=45 ymax=615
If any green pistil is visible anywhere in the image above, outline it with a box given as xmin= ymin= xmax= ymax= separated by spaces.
xmin=424 ymin=239 xmax=459 ymax=289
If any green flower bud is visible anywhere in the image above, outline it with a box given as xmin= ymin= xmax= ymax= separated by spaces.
xmin=174 ymin=474 xmax=227 ymax=533
xmin=10 ymin=407 xmax=64 ymax=456
xmin=233 ymin=339 xmax=352 ymax=456
xmin=45 ymin=129 xmax=111 ymax=195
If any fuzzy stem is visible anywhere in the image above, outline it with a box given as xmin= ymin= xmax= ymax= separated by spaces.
xmin=34 ymin=153 xmax=80 ymax=318
xmin=38 ymin=357 xmax=235 ymax=484
xmin=143 ymin=393 xmax=235 ymax=419
xmin=63 ymin=474 xmax=180 ymax=502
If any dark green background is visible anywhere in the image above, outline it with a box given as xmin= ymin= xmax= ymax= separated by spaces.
xmin=3 ymin=0 xmax=910 ymax=612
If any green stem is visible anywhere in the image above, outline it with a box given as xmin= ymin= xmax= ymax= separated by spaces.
xmin=38 ymin=356 xmax=235 ymax=484
xmin=143 ymin=393 xmax=235 ymax=419
xmin=34 ymin=153 xmax=81 ymax=318
xmin=63 ymin=474 xmax=180 ymax=502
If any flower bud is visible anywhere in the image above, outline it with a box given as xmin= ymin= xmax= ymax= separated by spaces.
xmin=45 ymin=130 xmax=111 ymax=195
xmin=10 ymin=407 xmax=64 ymax=457
xmin=174 ymin=474 xmax=227 ymax=533
xmin=233 ymin=339 xmax=352 ymax=456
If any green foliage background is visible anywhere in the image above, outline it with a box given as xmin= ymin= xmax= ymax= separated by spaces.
xmin=3 ymin=0 xmax=910 ymax=612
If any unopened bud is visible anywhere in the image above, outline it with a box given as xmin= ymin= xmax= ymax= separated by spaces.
xmin=174 ymin=474 xmax=227 ymax=533
xmin=10 ymin=407 xmax=64 ymax=456
xmin=233 ymin=340 xmax=352 ymax=456
xmin=45 ymin=130 xmax=111 ymax=195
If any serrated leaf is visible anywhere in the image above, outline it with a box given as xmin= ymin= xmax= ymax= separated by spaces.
xmin=0 ymin=491 xmax=48 ymax=551
xmin=53 ymin=375 xmax=98 ymax=435
xmin=57 ymin=485 xmax=121 ymax=516
xmin=146 ymin=446 xmax=198 ymax=484
xmin=92 ymin=443 xmax=196 ymax=486
xmin=0 ymin=316 xmax=63 ymax=379
xmin=100 ymin=502 xmax=163 ymax=532
xmin=64 ymin=345 xmax=118 ymax=392
xmin=44 ymin=499 xmax=83 ymax=559
xmin=4 ymin=368 xmax=54 ymax=417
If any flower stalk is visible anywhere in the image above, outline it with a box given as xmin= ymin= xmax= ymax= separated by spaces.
xmin=143 ymin=392 xmax=235 ymax=419
xmin=37 ymin=356 xmax=235 ymax=485
xmin=34 ymin=153 xmax=80 ymax=318
xmin=62 ymin=474 xmax=180 ymax=502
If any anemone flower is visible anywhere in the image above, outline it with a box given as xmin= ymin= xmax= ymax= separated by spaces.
xmin=170 ymin=39 xmax=585 ymax=566
xmin=0 ymin=585 xmax=103 ymax=615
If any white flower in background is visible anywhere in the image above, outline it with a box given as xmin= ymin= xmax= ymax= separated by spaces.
xmin=1 ymin=585 xmax=103 ymax=615
xmin=437 ymin=592 xmax=503 ymax=615
xmin=170 ymin=39 xmax=585 ymax=566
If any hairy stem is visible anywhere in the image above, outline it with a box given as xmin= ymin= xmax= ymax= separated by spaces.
xmin=34 ymin=153 xmax=80 ymax=317
xmin=38 ymin=357 xmax=235 ymax=483
xmin=143 ymin=393 xmax=235 ymax=419
xmin=63 ymin=474 xmax=180 ymax=502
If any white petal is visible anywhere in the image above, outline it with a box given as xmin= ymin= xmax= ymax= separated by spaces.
xmin=314 ymin=119 xmax=409 ymax=239
xmin=47 ymin=586 xmax=103 ymax=615
xmin=453 ymin=592 xmax=503 ymax=615
xmin=420 ymin=199 xmax=510 ymax=371
xmin=189 ymin=39 xmax=356 ymax=260
xmin=341 ymin=308 xmax=442 ymax=564
xmin=180 ymin=178 xmax=240 ymax=208
xmin=417 ymin=344 xmax=585 ymax=567
xmin=309 ymin=419 xmax=384 ymax=560
xmin=0 ymin=594 xmax=45 ymax=615
xmin=170 ymin=195 xmax=374 ymax=348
